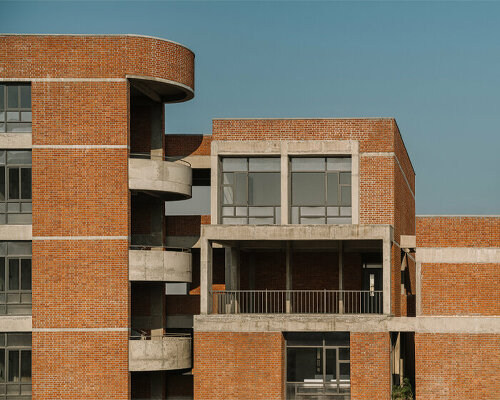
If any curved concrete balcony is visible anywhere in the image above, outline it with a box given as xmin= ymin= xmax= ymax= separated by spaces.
xmin=129 ymin=154 xmax=192 ymax=200
xmin=129 ymin=334 xmax=192 ymax=371
xmin=129 ymin=246 xmax=192 ymax=282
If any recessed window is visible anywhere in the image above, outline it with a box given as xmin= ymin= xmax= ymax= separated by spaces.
xmin=285 ymin=332 xmax=350 ymax=399
xmin=220 ymin=157 xmax=281 ymax=225
xmin=0 ymin=151 xmax=32 ymax=225
xmin=0 ymin=242 xmax=32 ymax=315
xmin=0 ymin=332 xmax=31 ymax=399
xmin=291 ymin=157 xmax=351 ymax=224
xmin=0 ymin=85 xmax=31 ymax=133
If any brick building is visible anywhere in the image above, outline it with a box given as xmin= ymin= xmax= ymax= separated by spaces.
xmin=0 ymin=34 xmax=498 ymax=399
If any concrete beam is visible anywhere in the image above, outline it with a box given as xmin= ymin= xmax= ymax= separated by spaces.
xmin=0 ymin=133 xmax=32 ymax=149
xmin=194 ymin=314 xmax=500 ymax=334
xmin=0 ymin=316 xmax=32 ymax=332
xmin=417 ymin=247 xmax=500 ymax=264
xmin=0 ymin=225 xmax=32 ymax=241
xmin=129 ymin=249 xmax=192 ymax=282
xmin=129 ymin=336 xmax=191 ymax=371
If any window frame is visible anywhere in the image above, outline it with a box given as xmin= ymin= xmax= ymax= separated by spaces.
xmin=0 ymin=84 xmax=32 ymax=134
xmin=0 ymin=150 xmax=32 ymax=225
xmin=0 ymin=332 xmax=31 ymax=399
xmin=219 ymin=157 xmax=281 ymax=225
xmin=290 ymin=156 xmax=352 ymax=225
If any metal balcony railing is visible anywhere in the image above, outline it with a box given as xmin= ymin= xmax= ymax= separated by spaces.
xmin=211 ymin=290 xmax=383 ymax=315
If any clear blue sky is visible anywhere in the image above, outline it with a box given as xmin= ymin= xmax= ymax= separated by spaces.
xmin=2 ymin=1 xmax=499 ymax=215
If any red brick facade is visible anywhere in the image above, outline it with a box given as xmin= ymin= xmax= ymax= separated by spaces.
xmin=350 ymin=333 xmax=391 ymax=400
xmin=415 ymin=333 xmax=500 ymax=399
xmin=194 ymin=332 xmax=285 ymax=400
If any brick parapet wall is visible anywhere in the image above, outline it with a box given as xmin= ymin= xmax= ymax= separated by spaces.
xmin=415 ymin=333 xmax=500 ymax=399
xmin=350 ymin=332 xmax=391 ymax=400
xmin=416 ymin=216 xmax=500 ymax=248
xmin=0 ymin=35 xmax=194 ymax=90
xmin=194 ymin=332 xmax=285 ymax=399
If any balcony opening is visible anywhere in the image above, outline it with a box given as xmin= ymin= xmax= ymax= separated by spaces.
xmin=211 ymin=240 xmax=384 ymax=315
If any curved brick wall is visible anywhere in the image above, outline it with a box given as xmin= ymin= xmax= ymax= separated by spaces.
xmin=0 ymin=34 xmax=194 ymax=93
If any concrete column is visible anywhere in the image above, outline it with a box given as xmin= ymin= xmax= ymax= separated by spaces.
xmin=281 ymin=149 xmax=289 ymax=224
xmin=230 ymin=247 xmax=240 ymax=290
xmin=416 ymin=261 xmax=422 ymax=316
xmin=286 ymin=242 xmax=292 ymax=313
xmin=383 ymin=236 xmax=392 ymax=315
xmin=150 ymin=102 xmax=163 ymax=158
xmin=200 ymin=238 xmax=213 ymax=314
xmin=338 ymin=241 xmax=344 ymax=313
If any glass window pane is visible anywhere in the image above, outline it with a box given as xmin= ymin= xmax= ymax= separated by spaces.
xmin=0 ymin=123 xmax=4 ymax=133
xmin=327 ymin=157 xmax=351 ymax=171
xmin=20 ymin=260 xmax=31 ymax=291
xmin=7 ymin=123 xmax=31 ymax=133
xmin=8 ymin=242 xmax=31 ymax=256
xmin=327 ymin=207 xmax=339 ymax=216
xmin=21 ymin=169 xmax=31 ymax=200
xmin=235 ymin=207 xmax=247 ymax=217
xmin=291 ymin=173 xmax=325 ymax=206
xmin=340 ymin=172 xmax=351 ymax=185
xmin=0 ymin=349 xmax=4 ymax=382
xmin=340 ymin=207 xmax=351 ymax=216
xmin=8 ymin=350 xmax=19 ymax=382
xmin=248 ymin=172 xmax=280 ymax=206
xmin=325 ymin=349 xmax=337 ymax=381
xmin=20 ymin=351 xmax=31 ymax=382
xmin=234 ymin=172 xmax=247 ymax=205
xmin=325 ymin=332 xmax=350 ymax=346
xmin=341 ymin=186 xmax=351 ymax=206
xmin=7 ymin=151 xmax=31 ymax=165
xmin=339 ymin=348 xmax=350 ymax=360
xmin=300 ymin=207 xmax=325 ymax=216
xmin=248 ymin=158 xmax=280 ymax=172
xmin=222 ymin=173 xmax=233 ymax=185
xmin=7 ymin=86 xmax=18 ymax=109
xmin=291 ymin=207 xmax=299 ymax=224
xmin=0 ymin=151 xmax=5 ymax=165
xmin=6 ymin=112 xmax=19 ymax=122
xmin=0 ymin=113 xmax=4 ymax=122
xmin=7 ymin=334 xmax=30 ymax=347
xmin=0 ymin=166 xmax=4 ymax=201
xmin=20 ymin=112 xmax=32 ymax=122
xmin=221 ymin=206 xmax=234 ymax=216
xmin=327 ymin=173 xmax=339 ymax=206
xmin=8 ymin=169 xmax=19 ymax=200
xmin=248 ymin=217 xmax=274 ymax=225
xmin=291 ymin=157 xmax=325 ymax=172
xmin=248 ymin=206 xmax=274 ymax=217
xmin=301 ymin=217 xmax=325 ymax=224
xmin=339 ymin=363 xmax=350 ymax=380
xmin=221 ymin=217 xmax=247 ymax=225
xmin=8 ymin=260 xmax=19 ymax=290
xmin=20 ymin=86 xmax=31 ymax=109
xmin=0 ymin=259 xmax=4 ymax=291
xmin=287 ymin=347 xmax=321 ymax=382
xmin=0 ymin=85 xmax=4 ymax=110
xmin=222 ymin=158 xmax=246 ymax=172
xmin=222 ymin=187 xmax=233 ymax=205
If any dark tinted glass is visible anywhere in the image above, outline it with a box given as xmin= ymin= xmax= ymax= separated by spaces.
xmin=287 ymin=347 xmax=320 ymax=381
xmin=292 ymin=173 xmax=325 ymax=206
xmin=8 ymin=350 xmax=19 ymax=382
xmin=286 ymin=332 xmax=323 ymax=346
xmin=248 ymin=173 xmax=280 ymax=206
xmin=21 ymin=259 xmax=31 ymax=290
xmin=21 ymin=168 xmax=31 ymax=199
xmin=8 ymin=259 xmax=19 ymax=290
xmin=0 ymin=85 xmax=4 ymax=109
xmin=325 ymin=332 xmax=350 ymax=346
xmin=0 ymin=166 xmax=5 ymax=201
xmin=8 ymin=168 xmax=19 ymax=199
xmin=20 ymin=350 xmax=31 ymax=381
xmin=7 ymin=86 xmax=18 ymax=109
xmin=325 ymin=348 xmax=337 ymax=379
xmin=20 ymin=86 xmax=31 ymax=109
xmin=0 ymin=349 xmax=4 ymax=383
xmin=0 ymin=259 xmax=4 ymax=291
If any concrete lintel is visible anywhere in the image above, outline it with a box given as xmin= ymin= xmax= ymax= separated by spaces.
xmin=201 ymin=224 xmax=392 ymax=243
xmin=417 ymin=247 xmax=500 ymax=264
xmin=194 ymin=315 xmax=500 ymax=334
xmin=0 ymin=225 xmax=32 ymax=241
xmin=0 ymin=316 xmax=32 ymax=332
xmin=129 ymin=250 xmax=192 ymax=282
xmin=0 ymin=133 xmax=32 ymax=149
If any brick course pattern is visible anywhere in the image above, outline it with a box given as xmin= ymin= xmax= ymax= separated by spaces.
xmin=420 ymin=263 xmax=500 ymax=316
xmin=416 ymin=216 xmax=500 ymax=247
xmin=165 ymin=134 xmax=213 ymax=156
xmin=194 ymin=332 xmax=285 ymax=399
xmin=415 ymin=333 xmax=500 ymax=399
xmin=32 ymin=332 xmax=129 ymax=400
xmin=350 ymin=332 xmax=391 ymax=400
xmin=0 ymin=34 xmax=194 ymax=90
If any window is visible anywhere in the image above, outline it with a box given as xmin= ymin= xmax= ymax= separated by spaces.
xmin=165 ymin=169 xmax=211 ymax=216
xmin=0 ymin=333 xmax=31 ymax=399
xmin=0 ymin=85 xmax=32 ymax=133
xmin=286 ymin=332 xmax=350 ymax=400
xmin=221 ymin=157 xmax=280 ymax=224
xmin=0 ymin=242 xmax=31 ymax=315
xmin=291 ymin=157 xmax=351 ymax=224
xmin=0 ymin=151 xmax=32 ymax=224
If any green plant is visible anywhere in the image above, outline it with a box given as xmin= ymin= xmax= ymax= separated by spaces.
xmin=392 ymin=378 xmax=414 ymax=400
